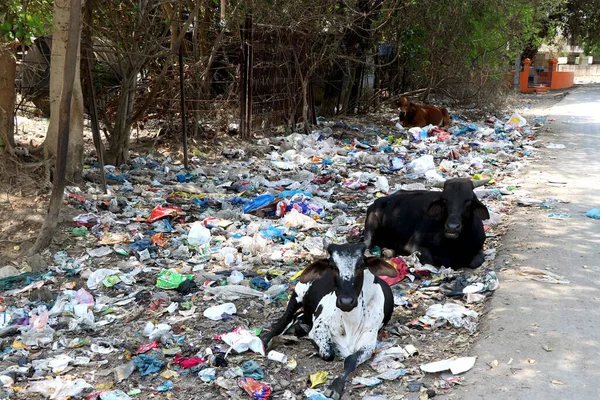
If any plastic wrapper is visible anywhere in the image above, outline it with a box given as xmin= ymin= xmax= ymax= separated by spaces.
xmin=238 ymin=377 xmax=271 ymax=400
xmin=221 ymin=326 xmax=265 ymax=355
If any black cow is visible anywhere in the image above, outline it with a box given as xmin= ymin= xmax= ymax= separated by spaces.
xmin=260 ymin=243 xmax=397 ymax=399
xmin=364 ymin=178 xmax=490 ymax=269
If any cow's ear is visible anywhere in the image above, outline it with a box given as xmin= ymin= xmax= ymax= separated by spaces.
xmin=427 ymin=199 xmax=445 ymax=217
xmin=365 ymin=257 xmax=398 ymax=277
xmin=298 ymin=259 xmax=330 ymax=283
xmin=472 ymin=198 xmax=490 ymax=220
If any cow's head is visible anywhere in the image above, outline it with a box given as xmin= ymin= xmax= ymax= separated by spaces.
xmin=298 ymin=243 xmax=397 ymax=312
xmin=398 ymin=96 xmax=411 ymax=121
xmin=428 ymin=178 xmax=490 ymax=239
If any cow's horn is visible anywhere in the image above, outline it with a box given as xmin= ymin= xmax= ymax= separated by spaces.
xmin=432 ymin=180 xmax=446 ymax=188
xmin=472 ymin=178 xmax=491 ymax=188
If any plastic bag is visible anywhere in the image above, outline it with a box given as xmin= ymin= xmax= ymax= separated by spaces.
xmin=238 ymin=377 xmax=271 ymax=400
xmin=87 ymin=246 xmax=113 ymax=258
xmin=585 ymin=208 xmax=600 ymax=219
xmin=205 ymin=285 xmax=264 ymax=300
xmin=221 ymin=327 xmax=265 ymax=355
xmin=199 ymin=367 xmax=217 ymax=382
xmin=156 ymin=269 xmax=194 ymax=290
xmin=147 ymin=205 xmax=181 ymax=223
xmin=133 ymin=353 xmax=165 ymax=376
xmin=26 ymin=377 xmax=91 ymax=400
xmin=87 ymin=269 xmax=120 ymax=290
xmin=420 ymin=357 xmax=476 ymax=374
xmin=203 ymin=303 xmax=237 ymax=320
xmin=100 ymin=390 xmax=133 ymax=400
xmin=375 ymin=176 xmax=390 ymax=193
xmin=188 ymin=222 xmax=211 ymax=246
xmin=228 ymin=271 xmax=244 ymax=284
xmin=406 ymin=155 xmax=435 ymax=178
xmin=425 ymin=303 xmax=478 ymax=333
xmin=506 ymin=112 xmax=527 ymax=128
xmin=242 ymin=360 xmax=265 ymax=379
xmin=243 ymin=194 xmax=276 ymax=214
xmin=283 ymin=209 xmax=318 ymax=230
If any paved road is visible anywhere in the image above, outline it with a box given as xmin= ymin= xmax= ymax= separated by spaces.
xmin=449 ymin=85 xmax=600 ymax=399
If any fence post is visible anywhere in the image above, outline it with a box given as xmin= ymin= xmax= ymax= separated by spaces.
xmin=246 ymin=13 xmax=253 ymax=137
xmin=240 ymin=22 xmax=247 ymax=137
xmin=240 ymin=13 xmax=253 ymax=138
xmin=179 ymin=46 xmax=188 ymax=169
xmin=520 ymin=58 xmax=531 ymax=93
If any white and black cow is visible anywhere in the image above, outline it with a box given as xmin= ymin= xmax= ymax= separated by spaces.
xmin=260 ymin=242 xmax=397 ymax=399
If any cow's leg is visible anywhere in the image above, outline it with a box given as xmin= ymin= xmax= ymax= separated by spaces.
xmin=310 ymin=322 xmax=335 ymax=361
xmin=405 ymin=238 xmax=434 ymax=265
xmin=467 ymin=249 xmax=485 ymax=269
xmin=259 ymin=293 xmax=300 ymax=348
xmin=324 ymin=349 xmax=369 ymax=400
xmin=363 ymin=211 xmax=379 ymax=249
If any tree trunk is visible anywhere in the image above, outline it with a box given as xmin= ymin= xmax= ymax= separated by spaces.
xmin=0 ymin=46 xmax=16 ymax=149
xmin=162 ymin=1 xmax=179 ymax=66
xmin=320 ymin=66 xmax=345 ymax=116
xmin=45 ymin=0 xmax=84 ymax=183
xmin=220 ymin=0 xmax=227 ymax=21
xmin=347 ymin=61 xmax=365 ymax=113
xmin=30 ymin=0 xmax=82 ymax=255
xmin=105 ymin=74 xmax=136 ymax=165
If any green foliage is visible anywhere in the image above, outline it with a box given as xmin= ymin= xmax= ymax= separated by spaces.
xmin=559 ymin=0 xmax=600 ymax=54
xmin=379 ymin=0 xmax=566 ymax=104
xmin=0 ymin=0 xmax=52 ymax=45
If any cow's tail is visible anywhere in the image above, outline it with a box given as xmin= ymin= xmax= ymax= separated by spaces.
xmin=441 ymin=108 xmax=450 ymax=127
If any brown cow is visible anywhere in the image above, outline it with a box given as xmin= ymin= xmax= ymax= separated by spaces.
xmin=398 ymin=96 xmax=450 ymax=128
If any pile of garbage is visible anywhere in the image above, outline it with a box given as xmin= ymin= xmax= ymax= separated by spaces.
xmin=0 ymin=110 xmax=544 ymax=399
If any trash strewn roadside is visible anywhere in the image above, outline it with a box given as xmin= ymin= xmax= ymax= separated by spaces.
xmin=0 ymin=108 xmax=548 ymax=399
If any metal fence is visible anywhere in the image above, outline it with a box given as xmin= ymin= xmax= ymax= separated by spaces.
xmin=15 ymin=14 xmax=315 ymax=139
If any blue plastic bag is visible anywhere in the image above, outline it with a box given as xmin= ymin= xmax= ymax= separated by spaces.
xmin=243 ymin=194 xmax=275 ymax=213
xmin=585 ymin=208 xmax=600 ymax=219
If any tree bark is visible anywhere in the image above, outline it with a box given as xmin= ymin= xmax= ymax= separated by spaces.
xmin=45 ymin=0 xmax=84 ymax=182
xmin=30 ymin=0 xmax=82 ymax=255
xmin=0 ymin=46 xmax=16 ymax=149
xmin=105 ymin=74 xmax=136 ymax=166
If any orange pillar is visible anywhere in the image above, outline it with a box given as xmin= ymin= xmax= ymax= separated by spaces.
xmin=548 ymin=58 xmax=558 ymax=89
xmin=520 ymin=58 xmax=531 ymax=92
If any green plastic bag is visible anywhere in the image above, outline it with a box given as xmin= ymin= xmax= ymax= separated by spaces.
xmin=71 ymin=227 xmax=89 ymax=237
xmin=156 ymin=269 xmax=194 ymax=289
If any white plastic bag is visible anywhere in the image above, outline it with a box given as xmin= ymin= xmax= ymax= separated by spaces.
xmin=506 ymin=112 xmax=527 ymax=128
xmin=420 ymin=356 xmax=476 ymax=374
xmin=221 ymin=327 xmax=265 ymax=355
xmin=26 ymin=377 xmax=92 ymax=400
xmin=375 ymin=176 xmax=390 ymax=193
xmin=87 ymin=269 xmax=120 ymax=290
xmin=203 ymin=303 xmax=237 ymax=320
xmin=407 ymin=155 xmax=435 ymax=178
xmin=283 ymin=209 xmax=318 ymax=230
xmin=188 ymin=222 xmax=211 ymax=245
